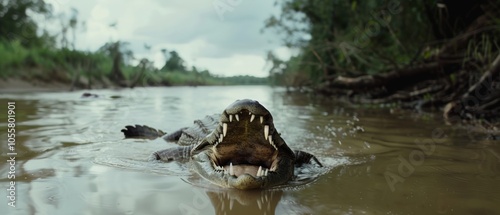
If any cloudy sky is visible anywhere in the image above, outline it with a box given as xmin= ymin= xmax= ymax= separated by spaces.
xmin=43 ymin=0 xmax=292 ymax=77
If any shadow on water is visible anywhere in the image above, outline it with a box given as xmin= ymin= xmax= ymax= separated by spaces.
xmin=0 ymin=86 xmax=499 ymax=215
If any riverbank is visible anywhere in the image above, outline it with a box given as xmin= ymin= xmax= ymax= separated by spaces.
xmin=0 ymin=78 xmax=72 ymax=93
xmin=0 ymin=71 xmax=269 ymax=93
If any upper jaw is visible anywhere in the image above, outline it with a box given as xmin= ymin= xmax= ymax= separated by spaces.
xmin=192 ymin=99 xmax=282 ymax=155
xmin=217 ymin=108 xmax=279 ymax=148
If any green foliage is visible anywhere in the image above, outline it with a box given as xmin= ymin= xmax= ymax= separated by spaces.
xmin=0 ymin=0 xmax=52 ymax=47
xmin=0 ymin=40 xmax=29 ymax=69
xmin=268 ymin=52 xmax=309 ymax=87
xmin=139 ymin=70 xmax=267 ymax=86
xmin=222 ymin=75 xmax=269 ymax=85
xmin=161 ymin=50 xmax=186 ymax=72
xmin=98 ymin=41 xmax=134 ymax=65
xmin=265 ymin=0 xmax=435 ymax=86
xmin=0 ymin=36 xmax=267 ymax=86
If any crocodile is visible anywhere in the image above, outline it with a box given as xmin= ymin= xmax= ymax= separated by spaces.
xmin=121 ymin=99 xmax=323 ymax=190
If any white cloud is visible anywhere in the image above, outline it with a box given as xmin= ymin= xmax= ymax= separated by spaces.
xmin=42 ymin=0 xmax=291 ymax=77
xmin=197 ymin=54 xmax=268 ymax=77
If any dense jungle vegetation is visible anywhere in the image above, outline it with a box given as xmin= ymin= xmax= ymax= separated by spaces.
xmin=264 ymin=0 xmax=500 ymax=128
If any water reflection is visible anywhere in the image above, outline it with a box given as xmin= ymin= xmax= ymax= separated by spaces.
xmin=206 ymin=189 xmax=283 ymax=215
xmin=178 ymin=187 xmax=317 ymax=215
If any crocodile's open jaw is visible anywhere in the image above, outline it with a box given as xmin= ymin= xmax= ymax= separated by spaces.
xmin=191 ymin=99 xmax=295 ymax=189
xmin=212 ymin=108 xmax=279 ymax=178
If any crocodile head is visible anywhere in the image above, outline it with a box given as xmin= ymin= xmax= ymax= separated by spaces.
xmin=190 ymin=99 xmax=296 ymax=189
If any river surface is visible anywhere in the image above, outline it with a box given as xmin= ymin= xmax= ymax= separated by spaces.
xmin=0 ymin=86 xmax=499 ymax=215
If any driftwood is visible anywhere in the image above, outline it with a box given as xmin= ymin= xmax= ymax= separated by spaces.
xmin=444 ymin=54 xmax=500 ymax=121
xmin=320 ymin=60 xmax=459 ymax=92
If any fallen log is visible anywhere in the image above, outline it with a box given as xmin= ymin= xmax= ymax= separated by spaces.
xmin=318 ymin=60 xmax=461 ymax=93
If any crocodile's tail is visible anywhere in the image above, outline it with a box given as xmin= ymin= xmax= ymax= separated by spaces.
xmin=121 ymin=125 xmax=166 ymax=139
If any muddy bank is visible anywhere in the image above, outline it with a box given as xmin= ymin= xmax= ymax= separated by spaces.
xmin=0 ymin=78 xmax=117 ymax=93
xmin=0 ymin=78 xmax=71 ymax=93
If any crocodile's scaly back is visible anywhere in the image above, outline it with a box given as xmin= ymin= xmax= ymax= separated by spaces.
xmin=162 ymin=114 xmax=219 ymax=145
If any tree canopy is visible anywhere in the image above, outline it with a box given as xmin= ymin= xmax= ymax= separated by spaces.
xmin=0 ymin=0 xmax=52 ymax=47
xmin=161 ymin=50 xmax=186 ymax=72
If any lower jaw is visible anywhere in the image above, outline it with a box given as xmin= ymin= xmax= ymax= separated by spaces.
xmin=227 ymin=174 xmax=265 ymax=190
xmin=192 ymin=154 xmax=272 ymax=189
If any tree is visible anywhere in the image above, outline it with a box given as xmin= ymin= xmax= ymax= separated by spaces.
xmin=98 ymin=41 xmax=134 ymax=84
xmin=130 ymin=58 xmax=154 ymax=88
xmin=0 ymin=0 xmax=52 ymax=47
xmin=264 ymin=0 xmax=432 ymax=81
xmin=68 ymin=8 xmax=78 ymax=50
xmin=161 ymin=50 xmax=186 ymax=72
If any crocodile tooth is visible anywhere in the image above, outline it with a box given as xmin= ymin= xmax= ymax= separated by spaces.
xmin=257 ymin=199 xmax=262 ymax=210
xmin=250 ymin=114 xmax=255 ymax=122
xmin=269 ymin=136 xmax=277 ymax=150
xmin=270 ymin=165 xmax=277 ymax=171
xmin=260 ymin=116 xmax=264 ymax=124
xmin=235 ymin=114 xmax=239 ymax=121
xmin=229 ymin=162 xmax=234 ymax=176
xmin=229 ymin=115 xmax=233 ymax=122
xmin=230 ymin=198 xmax=234 ymax=211
xmin=257 ymin=166 xmax=262 ymax=177
xmin=264 ymin=169 xmax=268 ymax=176
xmin=219 ymin=134 xmax=223 ymax=143
xmin=223 ymin=123 xmax=228 ymax=137
xmin=264 ymin=125 xmax=269 ymax=140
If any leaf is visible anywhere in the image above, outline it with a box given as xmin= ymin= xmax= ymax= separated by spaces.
xmin=351 ymin=1 xmax=357 ymax=11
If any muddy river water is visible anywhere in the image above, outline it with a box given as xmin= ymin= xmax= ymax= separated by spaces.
xmin=1 ymin=86 xmax=499 ymax=215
